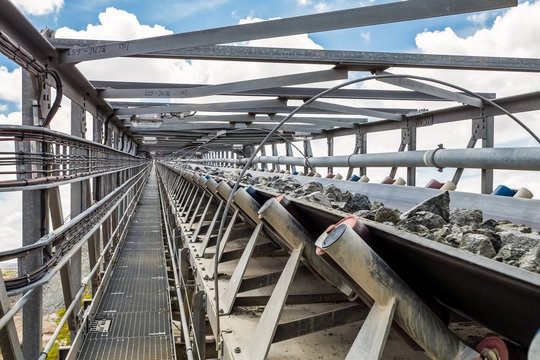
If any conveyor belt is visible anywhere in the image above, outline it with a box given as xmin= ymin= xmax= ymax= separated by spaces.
xmin=173 ymin=165 xmax=539 ymax=352
xmin=77 ymin=168 xmax=174 ymax=360
xmin=250 ymin=183 xmax=540 ymax=348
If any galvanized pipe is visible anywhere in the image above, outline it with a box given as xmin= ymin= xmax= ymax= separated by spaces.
xmin=0 ymin=288 xmax=36 ymax=330
xmin=192 ymin=147 xmax=540 ymax=171
xmin=316 ymin=222 xmax=479 ymax=360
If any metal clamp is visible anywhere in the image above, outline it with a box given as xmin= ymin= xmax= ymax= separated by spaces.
xmin=423 ymin=144 xmax=444 ymax=172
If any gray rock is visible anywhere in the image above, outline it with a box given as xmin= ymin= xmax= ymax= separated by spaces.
xmin=268 ymin=176 xmax=300 ymax=193
xmin=294 ymin=181 xmax=323 ymax=196
xmin=400 ymin=191 xmax=450 ymax=222
xmin=374 ymin=207 xmax=402 ymax=224
xmin=432 ymin=226 xmax=451 ymax=241
xmin=354 ymin=210 xmax=375 ymax=221
xmin=479 ymin=219 xmax=499 ymax=231
xmin=450 ymin=209 xmax=483 ymax=227
xmin=398 ymin=217 xmax=430 ymax=234
xmin=517 ymin=246 xmax=540 ymax=273
xmin=495 ymin=231 xmax=540 ymax=265
xmin=371 ymin=201 xmax=385 ymax=211
xmin=444 ymin=233 xmax=463 ymax=248
xmin=496 ymin=221 xmax=532 ymax=234
xmin=468 ymin=229 xmax=502 ymax=252
xmin=399 ymin=211 xmax=446 ymax=231
xmin=341 ymin=193 xmax=371 ymax=213
xmin=459 ymin=233 xmax=496 ymax=258
xmin=323 ymin=184 xmax=348 ymax=202
xmin=299 ymin=191 xmax=332 ymax=208
xmin=331 ymin=201 xmax=346 ymax=209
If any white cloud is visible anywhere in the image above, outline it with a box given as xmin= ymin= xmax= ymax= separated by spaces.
xmin=0 ymin=193 xmax=21 ymax=250
xmin=359 ymin=31 xmax=370 ymax=43
xmin=466 ymin=13 xmax=489 ymax=26
xmin=314 ymin=2 xmax=330 ymax=12
xmin=11 ymin=0 xmax=63 ymax=16
xmin=0 ymin=66 xmax=21 ymax=103
xmin=0 ymin=104 xmax=7 ymax=112
xmin=297 ymin=0 xmax=312 ymax=5
xmin=0 ymin=111 xmax=21 ymax=125
xmin=56 ymin=7 xmax=172 ymax=41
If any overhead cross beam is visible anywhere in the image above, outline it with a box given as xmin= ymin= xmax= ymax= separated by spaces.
xmin=94 ymin=81 xmax=496 ymax=101
xmin=101 ymin=68 xmax=347 ymax=99
xmin=116 ymin=99 xmax=287 ymax=116
xmin=376 ymin=71 xmax=483 ymax=107
xmin=52 ymin=38 xmax=540 ymax=73
xmin=308 ymin=100 xmax=404 ymax=120
xmin=58 ymin=0 xmax=516 ymax=63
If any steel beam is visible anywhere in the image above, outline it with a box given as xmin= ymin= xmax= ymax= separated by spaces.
xmin=59 ymin=0 xmax=516 ymax=63
xmin=93 ymin=81 xmax=494 ymax=101
xmin=245 ymin=244 xmax=305 ymax=360
xmin=308 ymin=100 xmax=403 ymax=120
xmin=273 ymin=304 xmax=368 ymax=344
xmin=346 ymin=298 xmax=396 ymax=360
xmin=20 ymin=70 xmax=43 ymax=360
xmin=50 ymin=36 xmax=540 ymax=73
xmin=102 ymin=69 xmax=347 ymax=99
xmin=220 ymin=223 xmax=263 ymax=314
xmin=377 ymin=72 xmax=483 ymax=107
xmin=115 ymin=99 xmax=286 ymax=116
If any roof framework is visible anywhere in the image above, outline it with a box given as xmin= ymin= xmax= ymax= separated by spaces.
xmin=3 ymin=0 xmax=539 ymax=154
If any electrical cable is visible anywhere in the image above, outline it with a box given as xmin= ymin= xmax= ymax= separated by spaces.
xmin=41 ymin=69 xmax=62 ymax=128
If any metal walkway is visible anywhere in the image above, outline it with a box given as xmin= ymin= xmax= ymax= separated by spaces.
xmin=78 ymin=168 xmax=174 ymax=360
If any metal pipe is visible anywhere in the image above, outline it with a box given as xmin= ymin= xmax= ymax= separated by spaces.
xmin=157 ymin=169 xmax=195 ymax=360
xmin=191 ymin=147 xmax=540 ymax=171
xmin=0 ymin=288 xmax=36 ymax=330
xmin=316 ymin=220 xmax=479 ymax=360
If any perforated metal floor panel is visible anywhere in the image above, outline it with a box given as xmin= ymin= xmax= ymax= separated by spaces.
xmin=78 ymin=168 xmax=174 ymax=360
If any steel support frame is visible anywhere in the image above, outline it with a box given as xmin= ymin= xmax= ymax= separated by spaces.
xmin=20 ymin=69 xmax=44 ymax=359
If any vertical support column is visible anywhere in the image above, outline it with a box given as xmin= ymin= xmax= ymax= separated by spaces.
xmin=327 ymin=134 xmax=334 ymax=175
xmin=481 ymin=116 xmax=494 ymax=194
xmin=404 ymin=127 xmax=417 ymax=186
xmin=20 ymin=69 xmax=43 ymax=360
xmin=90 ymin=113 xmax=103 ymax=294
xmin=260 ymin=146 xmax=267 ymax=171
xmin=347 ymin=130 xmax=367 ymax=180
xmin=285 ymin=143 xmax=295 ymax=172
xmin=303 ymin=140 xmax=314 ymax=175
xmin=271 ymin=144 xmax=280 ymax=172
xmin=65 ymin=100 xmax=87 ymax=338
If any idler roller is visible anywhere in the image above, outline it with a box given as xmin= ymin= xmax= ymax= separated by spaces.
xmin=315 ymin=218 xmax=479 ymax=360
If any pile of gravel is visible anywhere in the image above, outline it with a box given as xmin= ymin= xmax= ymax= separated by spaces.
xmin=243 ymin=175 xmax=540 ymax=274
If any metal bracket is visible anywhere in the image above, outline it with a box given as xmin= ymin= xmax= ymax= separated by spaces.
xmin=472 ymin=117 xmax=488 ymax=140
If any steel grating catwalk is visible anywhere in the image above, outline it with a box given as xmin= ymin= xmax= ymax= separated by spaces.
xmin=78 ymin=168 xmax=174 ymax=360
